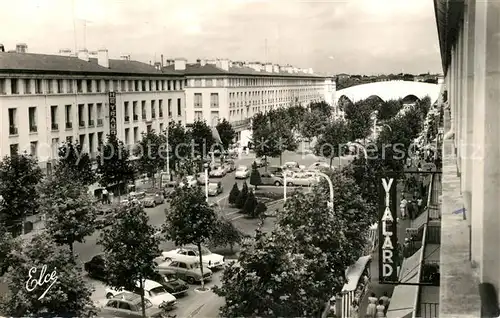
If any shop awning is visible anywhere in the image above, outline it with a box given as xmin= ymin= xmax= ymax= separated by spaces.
xmin=386 ymin=247 xmax=424 ymax=318
xmin=342 ymin=255 xmax=372 ymax=292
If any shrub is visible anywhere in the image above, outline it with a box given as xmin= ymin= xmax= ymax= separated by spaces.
xmin=252 ymin=201 xmax=267 ymax=219
xmin=237 ymin=182 xmax=249 ymax=209
xmin=228 ymin=183 xmax=240 ymax=206
xmin=243 ymin=191 xmax=258 ymax=216
xmin=249 ymin=162 xmax=262 ymax=190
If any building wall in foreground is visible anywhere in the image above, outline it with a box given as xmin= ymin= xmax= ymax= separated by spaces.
xmin=439 ymin=0 xmax=500 ymax=314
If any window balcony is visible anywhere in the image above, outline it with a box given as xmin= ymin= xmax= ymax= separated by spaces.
xmin=79 ymin=121 xmax=85 ymax=128
xmin=133 ymin=114 xmax=138 ymax=121
xmin=9 ymin=126 xmax=18 ymax=136
xmin=142 ymin=114 xmax=147 ymax=120
xmin=88 ymin=120 xmax=95 ymax=127
xmin=51 ymin=123 xmax=59 ymax=131
xmin=125 ymin=116 xmax=130 ymax=122
xmin=97 ymin=119 xmax=103 ymax=127
xmin=29 ymin=125 xmax=37 ymax=133
xmin=159 ymin=112 xmax=163 ymax=118
xmin=66 ymin=122 xmax=73 ymax=130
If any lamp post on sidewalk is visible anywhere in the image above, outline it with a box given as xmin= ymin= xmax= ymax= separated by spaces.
xmin=283 ymin=173 xmax=287 ymax=203
xmin=315 ymin=172 xmax=334 ymax=210
xmin=204 ymin=163 xmax=209 ymax=202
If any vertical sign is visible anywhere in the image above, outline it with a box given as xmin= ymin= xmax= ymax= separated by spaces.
xmin=378 ymin=177 xmax=398 ymax=283
xmin=108 ymin=91 xmax=117 ymax=135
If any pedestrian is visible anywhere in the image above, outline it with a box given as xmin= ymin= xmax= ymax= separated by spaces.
xmin=102 ymin=188 xmax=109 ymax=204
xmin=350 ymin=300 xmax=359 ymax=318
xmin=368 ymin=292 xmax=378 ymax=305
xmin=366 ymin=301 xmax=377 ymax=318
xmin=417 ymin=197 xmax=423 ymax=213
xmin=376 ymin=299 xmax=386 ymax=318
xmin=400 ymin=196 xmax=408 ymax=219
xmin=379 ymin=292 xmax=391 ymax=314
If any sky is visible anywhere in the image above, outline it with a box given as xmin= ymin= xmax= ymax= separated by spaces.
xmin=0 ymin=0 xmax=442 ymax=75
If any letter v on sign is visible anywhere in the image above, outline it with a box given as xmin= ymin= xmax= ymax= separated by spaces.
xmin=382 ymin=178 xmax=393 ymax=193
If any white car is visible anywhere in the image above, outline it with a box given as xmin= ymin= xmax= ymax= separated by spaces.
xmin=105 ymin=279 xmax=177 ymax=310
xmin=235 ymin=165 xmax=250 ymax=179
xmin=179 ymin=175 xmax=197 ymax=188
xmin=283 ymin=162 xmax=300 ymax=170
xmin=209 ymin=166 xmax=226 ymax=178
xmin=309 ymin=162 xmax=331 ymax=170
xmin=285 ymin=173 xmax=317 ymax=187
xmin=160 ymin=245 xmax=225 ymax=269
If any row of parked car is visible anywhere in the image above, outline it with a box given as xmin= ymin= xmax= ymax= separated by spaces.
xmin=85 ymin=245 xmax=226 ymax=317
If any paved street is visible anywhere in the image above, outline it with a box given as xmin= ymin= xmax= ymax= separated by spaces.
xmin=76 ymin=150 xmax=352 ymax=317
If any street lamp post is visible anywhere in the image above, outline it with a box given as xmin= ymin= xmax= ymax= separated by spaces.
xmin=204 ymin=163 xmax=209 ymax=202
xmin=315 ymin=172 xmax=334 ymax=210
xmin=283 ymin=173 xmax=287 ymax=202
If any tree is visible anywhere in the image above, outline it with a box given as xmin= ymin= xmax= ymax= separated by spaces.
xmin=253 ymin=201 xmax=267 ymax=219
xmin=286 ymin=105 xmax=307 ymax=132
xmin=99 ymin=203 xmax=161 ymax=318
xmin=0 ymin=152 xmax=43 ymax=231
xmin=249 ymin=162 xmax=262 ymax=190
xmin=300 ymin=110 xmax=327 ymax=141
xmin=38 ymin=175 xmax=97 ymax=256
xmin=0 ymin=225 xmax=18 ymax=276
xmin=344 ymin=99 xmax=374 ymax=141
xmin=166 ymin=121 xmax=190 ymax=173
xmin=237 ymin=182 xmax=249 ymax=209
xmin=216 ymin=118 xmax=236 ymax=151
xmin=228 ymin=183 xmax=240 ymax=206
xmin=164 ymin=186 xmax=217 ymax=291
xmin=54 ymin=141 xmax=96 ymax=187
xmin=0 ymin=233 xmax=95 ymax=317
xmin=314 ymin=120 xmax=350 ymax=167
xmin=96 ymin=134 xmax=135 ymax=198
xmin=213 ymin=226 xmax=337 ymax=317
xmin=134 ymin=130 xmax=167 ymax=188
xmin=189 ymin=120 xmax=215 ymax=169
xmin=309 ymin=101 xmax=332 ymax=118
xmin=377 ymin=99 xmax=403 ymax=121
xmin=210 ymin=217 xmax=245 ymax=252
xmin=243 ymin=190 xmax=258 ymax=216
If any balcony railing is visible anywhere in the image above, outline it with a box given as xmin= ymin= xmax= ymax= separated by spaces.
xmin=29 ymin=125 xmax=37 ymax=133
xmin=51 ymin=123 xmax=59 ymax=131
xmin=97 ymin=119 xmax=103 ymax=126
xmin=88 ymin=120 xmax=95 ymax=127
xmin=79 ymin=121 xmax=85 ymax=128
xmin=9 ymin=126 xmax=18 ymax=135
xmin=133 ymin=114 xmax=138 ymax=121
xmin=125 ymin=116 xmax=130 ymax=122
xmin=66 ymin=122 xmax=73 ymax=129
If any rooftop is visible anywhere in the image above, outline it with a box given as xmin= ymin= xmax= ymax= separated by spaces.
xmin=163 ymin=62 xmax=325 ymax=78
xmin=0 ymin=52 xmax=182 ymax=77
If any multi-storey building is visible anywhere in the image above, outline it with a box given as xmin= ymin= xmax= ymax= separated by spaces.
xmin=164 ymin=58 xmax=334 ymax=146
xmin=0 ymin=46 xmax=185 ymax=173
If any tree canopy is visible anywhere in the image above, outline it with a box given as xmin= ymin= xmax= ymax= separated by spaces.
xmin=0 ymin=233 xmax=95 ymax=317
xmin=188 ymin=120 xmax=215 ymax=159
xmin=216 ymin=118 xmax=236 ymax=151
xmin=314 ymin=120 xmax=350 ymax=167
xmin=54 ymin=141 xmax=96 ymax=187
xmin=166 ymin=121 xmax=190 ymax=172
xmin=0 ymin=153 xmax=43 ymax=229
xmin=134 ymin=129 xmax=167 ymax=187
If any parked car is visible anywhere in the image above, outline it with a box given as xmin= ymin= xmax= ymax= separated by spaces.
xmin=283 ymin=161 xmax=300 ymax=170
xmin=179 ymin=175 xmax=197 ymax=188
xmin=254 ymin=157 xmax=267 ymax=167
xmin=260 ymin=172 xmax=284 ymax=186
xmin=207 ymin=182 xmax=223 ymax=196
xmin=85 ymin=254 xmax=107 ymax=280
xmin=309 ymin=162 xmax=331 ymax=170
xmin=235 ymin=165 xmax=250 ymax=179
xmin=268 ymin=166 xmax=284 ymax=176
xmin=142 ymin=192 xmax=164 ymax=208
xmin=163 ymin=183 xmax=176 ymax=198
xmin=285 ymin=173 xmax=316 ymax=187
xmin=105 ymin=279 xmax=177 ymax=310
xmin=209 ymin=166 xmax=226 ymax=178
xmin=160 ymin=245 xmax=225 ymax=270
xmin=223 ymin=159 xmax=236 ymax=172
xmin=157 ymin=259 xmax=213 ymax=284
xmin=195 ymin=172 xmax=208 ymax=185
xmin=153 ymin=273 xmax=189 ymax=296
xmin=99 ymin=292 xmax=163 ymax=318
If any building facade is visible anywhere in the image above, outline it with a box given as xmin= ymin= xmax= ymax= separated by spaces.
xmin=164 ymin=58 xmax=334 ymax=146
xmin=435 ymin=0 xmax=500 ymax=316
xmin=0 ymin=48 xmax=185 ymax=173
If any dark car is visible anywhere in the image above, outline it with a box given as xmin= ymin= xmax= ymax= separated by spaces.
xmin=155 ymin=273 xmax=189 ymax=296
xmin=98 ymin=292 xmax=163 ymax=318
xmin=85 ymin=254 xmax=107 ymax=280
xmin=260 ymin=172 xmax=284 ymax=186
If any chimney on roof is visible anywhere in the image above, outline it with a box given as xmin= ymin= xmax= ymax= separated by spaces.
xmin=120 ymin=54 xmax=130 ymax=61
xmin=0 ymin=44 xmax=5 ymax=52
xmin=293 ymin=67 xmax=298 ymax=73
xmin=308 ymin=68 xmax=313 ymax=74
xmin=264 ymin=63 xmax=273 ymax=73
xmin=174 ymin=58 xmax=187 ymax=71
xmin=16 ymin=43 xmax=27 ymax=53
xmin=199 ymin=59 xmax=207 ymax=66
xmin=154 ymin=62 xmax=162 ymax=70
xmin=207 ymin=59 xmax=216 ymax=65
xmin=98 ymin=49 xmax=109 ymax=68
xmin=216 ymin=59 xmax=229 ymax=71
xmin=161 ymin=54 xmax=164 ymax=67
xmin=287 ymin=66 xmax=293 ymax=74
xmin=273 ymin=64 xmax=279 ymax=73
xmin=165 ymin=59 xmax=174 ymax=66
xmin=78 ymin=49 xmax=90 ymax=62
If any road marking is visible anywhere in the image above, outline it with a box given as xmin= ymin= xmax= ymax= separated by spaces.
xmin=230 ymin=215 xmax=245 ymax=221
xmin=187 ymin=304 xmax=205 ymax=318
xmin=226 ymin=211 xmax=239 ymax=216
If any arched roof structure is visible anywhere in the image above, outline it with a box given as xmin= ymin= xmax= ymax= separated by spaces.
xmin=335 ymin=81 xmax=442 ymax=105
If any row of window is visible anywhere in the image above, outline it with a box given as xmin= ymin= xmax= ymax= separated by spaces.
xmin=229 ymin=88 xmax=321 ymax=101
xmin=0 ymin=78 xmax=186 ymax=95
xmin=193 ymin=93 xmax=219 ymax=108
xmin=226 ymin=78 xmax=323 ymax=87
xmin=123 ymin=98 xmax=183 ymax=122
